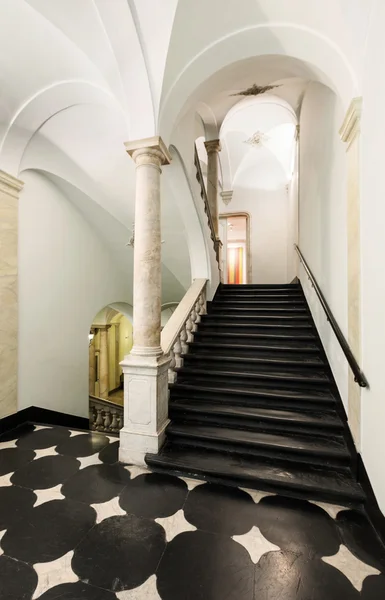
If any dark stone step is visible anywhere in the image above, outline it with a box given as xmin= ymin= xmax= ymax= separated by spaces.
xmin=170 ymin=400 xmax=343 ymax=433
xmin=146 ymin=444 xmax=364 ymax=505
xmin=167 ymin=423 xmax=349 ymax=463
xmin=220 ymin=284 xmax=300 ymax=291
xmin=189 ymin=332 xmax=321 ymax=355
xmin=214 ymin=299 xmax=308 ymax=306
xmin=203 ymin=314 xmax=312 ymax=324
xmin=198 ymin=323 xmax=315 ymax=337
xmin=181 ymin=353 xmax=328 ymax=372
xmin=170 ymin=382 xmax=337 ymax=409
xmin=189 ymin=342 xmax=322 ymax=360
xmin=194 ymin=331 xmax=318 ymax=344
xmin=176 ymin=366 xmax=332 ymax=388
xmin=211 ymin=305 xmax=308 ymax=314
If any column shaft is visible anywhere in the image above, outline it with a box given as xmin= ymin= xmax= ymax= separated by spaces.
xmin=204 ymin=139 xmax=221 ymax=237
xmin=99 ymin=326 xmax=109 ymax=399
xmin=131 ymin=148 xmax=163 ymax=354
xmin=119 ymin=136 xmax=171 ymax=466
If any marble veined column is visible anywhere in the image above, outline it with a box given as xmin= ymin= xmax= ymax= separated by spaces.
xmin=0 ymin=171 xmax=23 ymax=418
xmin=119 ymin=137 xmax=171 ymax=465
xmin=204 ymin=139 xmax=221 ymax=238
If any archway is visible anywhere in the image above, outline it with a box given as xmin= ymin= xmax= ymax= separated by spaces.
xmin=88 ymin=305 xmax=133 ymax=433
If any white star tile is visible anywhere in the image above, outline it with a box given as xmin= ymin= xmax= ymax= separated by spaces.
xmin=0 ymin=472 xmax=13 ymax=487
xmin=77 ymin=453 xmax=103 ymax=469
xmin=33 ymin=446 xmax=58 ymax=459
xmin=180 ymin=476 xmax=204 ymax=491
xmin=33 ymin=426 xmax=51 ymax=431
xmin=69 ymin=430 xmax=86 ymax=437
xmin=33 ymin=484 xmax=65 ymax=507
xmin=0 ymin=529 xmax=6 ymax=556
xmin=155 ymin=509 xmax=197 ymax=542
xmin=91 ymin=496 xmax=126 ymax=523
xmin=240 ymin=487 xmax=275 ymax=504
xmin=322 ymin=544 xmax=380 ymax=591
xmin=32 ymin=550 xmax=78 ymax=599
xmin=106 ymin=435 xmax=119 ymax=443
xmin=0 ymin=439 xmax=17 ymax=449
xmin=233 ymin=525 xmax=280 ymax=563
xmin=116 ymin=575 xmax=161 ymax=599
xmin=309 ymin=500 xmax=346 ymax=520
xmin=124 ymin=465 xmax=149 ymax=480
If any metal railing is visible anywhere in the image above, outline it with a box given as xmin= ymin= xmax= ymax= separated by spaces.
xmin=295 ymin=244 xmax=368 ymax=388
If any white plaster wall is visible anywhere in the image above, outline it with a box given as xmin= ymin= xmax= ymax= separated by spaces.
xmin=360 ymin=0 xmax=385 ymax=513
xmin=298 ymin=82 xmax=348 ymax=410
xmin=221 ymin=180 xmax=289 ymax=285
xmin=18 ymin=170 xmax=132 ymax=418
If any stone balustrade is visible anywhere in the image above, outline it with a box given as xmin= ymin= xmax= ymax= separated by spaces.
xmin=161 ymin=278 xmax=207 ymax=384
xmin=89 ymin=395 xmax=123 ymax=433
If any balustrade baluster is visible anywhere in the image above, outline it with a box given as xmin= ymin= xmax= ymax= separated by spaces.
xmin=168 ymin=349 xmax=177 ymax=383
xmin=180 ymin=325 xmax=188 ymax=354
xmin=103 ymin=409 xmax=112 ymax=430
xmin=95 ymin=407 xmax=104 ymax=430
xmin=110 ymin=409 xmax=119 ymax=431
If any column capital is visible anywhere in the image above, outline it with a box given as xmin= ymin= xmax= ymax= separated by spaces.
xmin=0 ymin=170 xmax=24 ymax=199
xmin=204 ymin=139 xmax=222 ymax=154
xmin=339 ymin=97 xmax=362 ymax=150
xmin=124 ymin=136 xmax=171 ymax=166
xmin=220 ymin=190 xmax=233 ymax=206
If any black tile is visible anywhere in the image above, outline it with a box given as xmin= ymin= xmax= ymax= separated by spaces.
xmin=62 ymin=464 xmax=130 ymax=504
xmin=0 ymin=447 xmax=35 ymax=476
xmin=11 ymin=455 xmax=80 ymax=490
xmin=157 ymin=530 xmax=254 ymax=600
xmin=99 ymin=440 xmax=119 ymax=464
xmin=0 ymin=423 xmax=35 ymax=442
xmin=255 ymin=495 xmax=340 ymax=558
xmin=16 ymin=426 xmax=71 ymax=450
xmin=37 ymin=581 xmax=118 ymax=599
xmin=0 ymin=555 xmax=37 ymax=600
xmin=183 ymin=483 xmax=255 ymax=535
xmin=2 ymin=498 xmax=96 ymax=563
xmin=254 ymin=550 xmax=360 ymax=600
xmin=337 ymin=510 xmax=385 ymax=572
xmin=361 ymin=574 xmax=385 ymax=599
xmin=119 ymin=473 xmax=188 ymax=518
xmin=72 ymin=514 xmax=166 ymax=592
xmin=56 ymin=432 xmax=110 ymax=457
xmin=0 ymin=485 xmax=36 ymax=530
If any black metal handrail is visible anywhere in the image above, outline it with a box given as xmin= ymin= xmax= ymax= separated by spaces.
xmin=295 ymin=244 xmax=368 ymax=388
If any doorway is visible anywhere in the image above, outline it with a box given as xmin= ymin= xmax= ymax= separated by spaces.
xmin=219 ymin=213 xmax=250 ymax=284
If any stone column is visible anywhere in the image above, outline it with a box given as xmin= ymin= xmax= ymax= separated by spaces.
xmin=119 ymin=136 xmax=171 ymax=465
xmin=0 ymin=171 xmax=24 ymax=418
xmin=98 ymin=325 xmax=110 ymax=399
xmin=204 ymin=139 xmax=221 ymax=237
xmin=340 ymin=97 xmax=363 ymax=449
xmin=89 ymin=329 xmax=96 ymax=396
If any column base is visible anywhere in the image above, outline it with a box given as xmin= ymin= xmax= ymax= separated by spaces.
xmin=119 ymin=420 xmax=168 ymax=466
xmin=118 ymin=351 xmax=170 ymax=466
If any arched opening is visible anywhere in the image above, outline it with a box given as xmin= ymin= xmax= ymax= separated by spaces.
xmin=88 ymin=305 xmax=133 ymax=433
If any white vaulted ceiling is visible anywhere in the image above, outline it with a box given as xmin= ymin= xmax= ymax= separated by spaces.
xmin=0 ymin=0 xmax=375 ymax=297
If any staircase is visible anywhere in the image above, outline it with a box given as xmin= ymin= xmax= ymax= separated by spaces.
xmin=147 ymin=283 xmax=364 ymax=506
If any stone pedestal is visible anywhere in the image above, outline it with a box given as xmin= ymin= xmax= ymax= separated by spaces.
xmin=119 ymin=136 xmax=171 ymax=465
xmin=119 ymin=353 xmax=170 ymax=464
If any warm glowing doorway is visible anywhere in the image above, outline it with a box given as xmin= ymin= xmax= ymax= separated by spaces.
xmin=219 ymin=214 xmax=250 ymax=284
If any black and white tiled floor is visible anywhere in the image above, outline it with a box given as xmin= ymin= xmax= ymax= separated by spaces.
xmin=1 ymin=424 xmax=385 ymax=599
